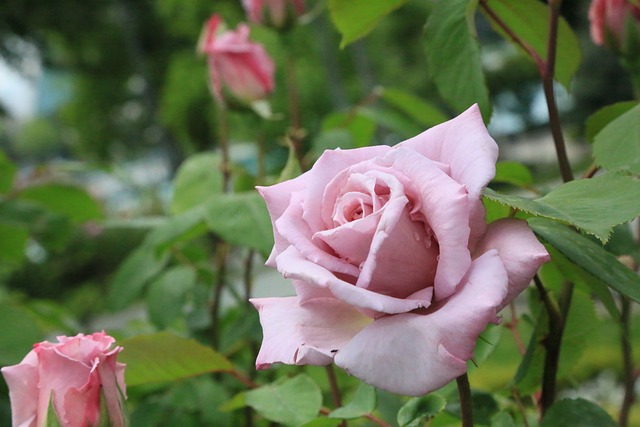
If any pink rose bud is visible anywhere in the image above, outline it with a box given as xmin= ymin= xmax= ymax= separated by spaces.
xmin=251 ymin=105 xmax=550 ymax=396
xmin=1 ymin=332 xmax=127 ymax=427
xmin=197 ymin=14 xmax=275 ymax=105
xmin=589 ymin=0 xmax=640 ymax=54
xmin=242 ymin=0 xmax=305 ymax=29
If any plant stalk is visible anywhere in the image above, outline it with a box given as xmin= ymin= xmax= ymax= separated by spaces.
xmin=457 ymin=373 xmax=474 ymax=427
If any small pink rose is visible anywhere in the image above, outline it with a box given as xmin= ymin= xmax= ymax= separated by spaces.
xmin=242 ymin=0 xmax=305 ymax=29
xmin=1 ymin=331 xmax=127 ymax=427
xmin=251 ymin=105 xmax=550 ymax=396
xmin=198 ymin=15 xmax=275 ymax=104
xmin=589 ymin=0 xmax=640 ymax=54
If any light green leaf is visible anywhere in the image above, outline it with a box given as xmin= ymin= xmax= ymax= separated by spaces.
xmin=279 ymin=137 xmax=302 ymax=182
xmin=480 ymin=0 xmax=582 ymax=89
xmin=329 ymin=383 xmax=376 ymax=419
xmin=0 ymin=302 xmax=43 ymax=365
xmin=119 ymin=331 xmax=232 ymax=387
xmin=379 ymin=87 xmax=448 ymax=127
xmin=106 ymin=245 xmax=170 ymax=310
xmin=300 ymin=419 xmax=342 ymax=427
xmin=491 ymin=411 xmax=516 ymax=427
xmin=493 ymin=161 xmax=533 ymax=187
xmin=218 ymin=392 xmax=247 ymax=412
xmin=146 ymin=266 xmax=196 ymax=328
xmin=474 ymin=323 xmax=503 ymax=365
xmin=397 ymin=394 xmax=446 ymax=427
xmin=585 ymin=101 xmax=637 ymax=143
xmin=0 ymin=150 xmax=16 ymax=193
xmin=528 ymin=217 xmax=640 ymax=304
xmin=540 ymin=398 xmax=617 ymax=427
xmin=321 ymin=112 xmax=377 ymax=148
xmin=425 ymin=0 xmax=491 ymax=119
xmin=311 ymin=129 xmax=354 ymax=159
xmin=328 ymin=0 xmax=406 ymax=48
xmin=0 ymin=221 xmax=28 ymax=265
xmin=18 ymin=184 xmax=103 ymax=223
xmin=593 ymin=102 xmax=640 ymax=174
xmin=171 ymin=152 xmax=223 ymax=215
xmin=144 ymin=208 xmax=208 ymax=254
xmin=204 ymin=192 xmax=273 ymax=256
xmin=245 ymin=374 xmax=322 ymax=427
xmin=484 ymin=173 xmax=640 ymax=242
xmin=359 ymin=106 xmax=423 ymax=139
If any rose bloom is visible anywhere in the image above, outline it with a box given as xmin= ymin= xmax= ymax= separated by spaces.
xmin=1 ymin=332 xmax=126 ymax=427
xmin=197 ymin=14 xmax=275 ymax=104
xmin=589 ymin=0 xmax=640 ymax=53
xmin=242 ymin=0 xmax=305 ymax=29
xmin=251 ymin=105 xmax=550 ymax=396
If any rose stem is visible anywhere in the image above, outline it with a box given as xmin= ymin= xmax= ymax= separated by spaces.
xmin=325 ymin=365 xmax=347 ymax=427
xmin=456 ymin=373 xmax=474 ymax=427
xmin=508 ymin=302 xmax=526 ymax=355
xmin=619 ymin=295 xmax=636 ymax=427
xmin=283 ymin=35 xmax=306 ymax=170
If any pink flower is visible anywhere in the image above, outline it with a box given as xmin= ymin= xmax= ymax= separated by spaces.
xmin=251 ymin=105 xmax=550 ymax=396
xmin=198 ymin=15 xmax=275 ymax=105
xmin=242 ymin=0 xmax=305 ymax=29
xmin=589 ymin=0 xmax=640 ymax=53
xmin=1 ymin=332 xmax=126 ymax=427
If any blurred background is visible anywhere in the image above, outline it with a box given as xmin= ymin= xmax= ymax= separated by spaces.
xmin=0 ymin=0 xmax=638 ymax=425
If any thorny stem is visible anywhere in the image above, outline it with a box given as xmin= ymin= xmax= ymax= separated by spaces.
xmin=457 ymin=373 xmax=474 ymax=427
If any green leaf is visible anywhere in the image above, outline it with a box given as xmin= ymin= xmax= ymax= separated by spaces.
xmin=300 ymin=419 xmax=342 ymax=427
xmin=18 ymin=184 xmax=103 ymax=223
xmin=528 ymin=217 xmax=640 ymax=304
xmin=171 ymin=152 xmax=223 ymax=215
xmin=245 ymin=374 xmax=323 ymax=427
xmin=218 ymin=392 xmax=247 ymax=412
xmin=540 ymin=398 xmax=617 ymax=427
xmin=484 ymin=173 xmax=640 ymax=243
xmin=0 ymin=150 xmax=16 ymax=193
xmin=593 ymin=102 xmax=640 ymax=174
xmin=311 ymin=129 xmax=355 ymax=159
xmin=425 ymin=0 xmax=491 ymax=119
xmin=359 ymin=106 xmax=423 ymax=139
xmin=146 ymin=266 xmax=196 ymax=328
xmin=585 ymin=101 xmax=637 ymax=143
xmin=491 ymin=411 xmax=516 ymax=427
xmin=480 ymin=0 xmax=582 ymax=89
xmin=0 ymin=302 xmax=43 ymax=365
xmin=473 ymin=323 xmax=503 ymax=365
xmin=106 ymin=245 xmax=170 ymax=310
xmin=321 ymin=112 xmax=377 ymax=148
xmin=279 ymin=137 xmax=302 ymax=182
xmin=0 ymin=221 xmax=28 ymax=265
xmin=328 ymin=383 xmax=376 ymax=419
xmin=397 ymin=394 xmax=446 ymax=427
xmin=118 ymin=331 xmax=232 ymax=387
xmin=144 ymin=209 xmax=208 ymax=254
xmin=204 ymin=192 xmax=274 ymax=257
xmin=493 ymin=161 xmax=533 ymax=187
xmin=379 ymin=87 xmax=448 ymax=127
xmin=328 ymin=0 xmax=406 ymax=48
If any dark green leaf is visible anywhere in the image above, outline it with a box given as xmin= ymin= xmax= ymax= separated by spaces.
xmin=245 ymin=374 xmax=323 ymax=426
xmin=493 ymin=161 xmax=533 ymax=187
xmin=146 ymin=266 xmax=196 ymax=328
xmin=0 ymin=302 xmax=43 ymax=365
xmin=585 ymin=101 xmax=637 ymax=143
xmin=540 ymin=398 xmax=617 ymax=427
xmin=397 ymin=394 xmax=446 ymax=427
xmin=485 ymin=173 xmax=640 ymax=242
xmin=0 ymin=150 xmax=16 ymax=193
xmin=118 ymin=331 xmax=232 ymax=387
xmin=528 ymin=217 xmax=640 ymax=304
xmin=0 ymin=221 xmax=28 ymax=265
xmin=204 ymin=192 xmax=274 ymax=257
xmin=329 ymin=383 xmax=376 ymax=419
xmin=593 ymin=102 xmax=640 ymax=173
xmin=380 ymin=87 xmax=448 ymax=127
xmin=321 ymin=112 xmax=377 ymax=148
xmin=328 ymin=0 xmax=406 ymax=47
xmin=480 ymin=0 xmax=581 ymax=89
xmin=425 ymin=0 xmax=491 ymax=119
xmin=171 ymin=152 xmax=223 ymax=215
xmin=18 ymin=184 xmax=103 ymax=223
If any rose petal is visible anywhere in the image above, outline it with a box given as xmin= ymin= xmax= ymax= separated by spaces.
xmin=334 ymin=250 xmax=508 ymax=396
xmin=251 ymin=297 xmax=371 ymax=368
xmin=399 ymin=104 xmax=498 ymax=246
xmin=313 ymin=211 xmax=379 ymax=268
xmin=379 ymin=147 xmax=471 ymax=300
xmin=97 ymin=354 xmax=126 ymax=427
xmin=276 ymin=246 xmax=432 ymax=315
xmin=475 ymin=218 xmax=550 ymax=310
xmin=1 ymin=351 xmax=39 ymax=427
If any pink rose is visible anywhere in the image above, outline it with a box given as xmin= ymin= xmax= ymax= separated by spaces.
xmin=197 ymin=15 xmax=275 ymax=104
xmin=242 ymin=0 xmax=305 ymax=29
xmin=1 ymin=332 xmax=126 ymax=427
xmin=251 ymin=105 xmax=550 ymax=396
xmin=589 ymin=0 xmax=640 ymax=53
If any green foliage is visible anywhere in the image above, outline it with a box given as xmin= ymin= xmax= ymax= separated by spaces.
xmin=171 ymin=152 xmax=223 ymax=215
xmin=540 ymin=398 xmax=618 ymax=427
xmin=425 ymin=0 xmax=492 ymax=120
xmin=146 ymin=266 xmax=196 ymax=328
xmin=379 ymin=87 xmax=448 ymax=128
xmin=397 ymin=394 xmax=446 ymax=427
xmin=585 ymin=101 xmax=637 ymax=143
xmin=118 ymin=332 xmax=232 ymax=387
xmin=593 ymin=102 xmax=640 ymax=173
xmin=18 ymin=184 xmax=103 ymax=223
xmin=493 ymin=161 xmax=533 ymax=188
xmin=329 ymin=0 xmax=407 ymax=47
xmin=0 ymin=151 xmax=16 ymax=193
xmin=328 ymin=383 xmax=376 ymax=419
xmin=0 ymin=302 xmax=42 ymax=365
xmin=245 ymin=374 xmax=323 ymax=426
xmin=485 ymin=173 xmax=640 ymax=243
